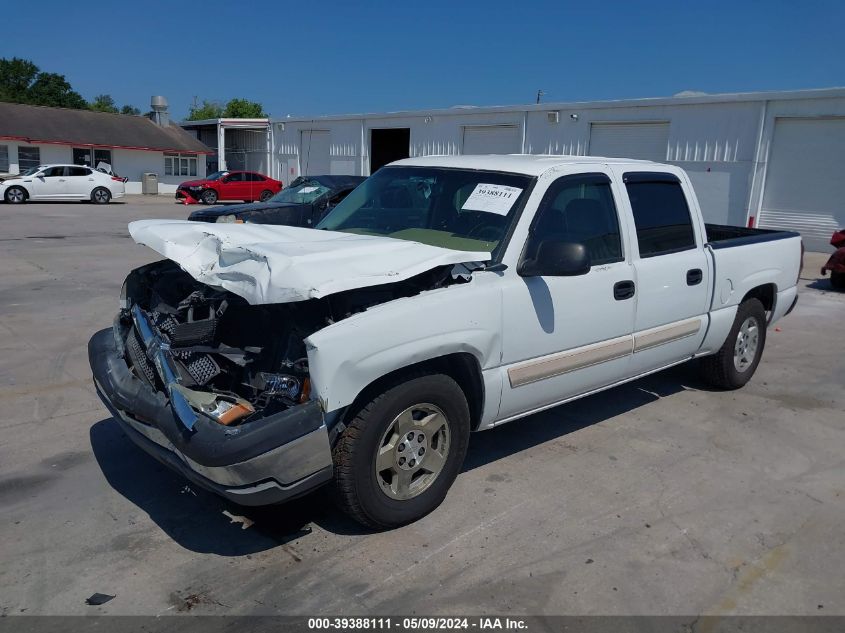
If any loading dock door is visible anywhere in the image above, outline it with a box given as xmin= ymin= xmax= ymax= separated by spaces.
xmin=370 ymin=128 xmax=410 ymax=174
xmin=589 ymin=122 xmax=670 ymax=161
xmin=300 ymin=130 xmax=331 ymax=176
xmin=758 ymin=117 xmax=845 ymax=252
xmin=462 ymin=125 xmax=521 ymax=155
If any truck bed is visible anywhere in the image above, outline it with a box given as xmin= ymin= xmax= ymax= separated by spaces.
xmin=705 ymin=223 xmax=800 ymax=249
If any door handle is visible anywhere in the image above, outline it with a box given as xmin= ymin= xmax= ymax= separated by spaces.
xmin=687 ymin=268 xmax=703 ymax=286
xmin=613 ymin=280 xmax=636 ymax=300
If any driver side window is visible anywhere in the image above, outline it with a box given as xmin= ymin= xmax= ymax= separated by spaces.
xmin=531 ymin=174 xmax=624 ymax=266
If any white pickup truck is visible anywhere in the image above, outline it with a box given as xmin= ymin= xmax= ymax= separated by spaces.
xmin=89 ymin=155 xmax=802 ymax=528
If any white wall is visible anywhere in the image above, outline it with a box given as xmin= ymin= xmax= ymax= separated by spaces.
xmin=113 ymin=148 xmax=206 ymax=194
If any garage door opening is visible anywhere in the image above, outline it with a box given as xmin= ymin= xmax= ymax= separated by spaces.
xmin=370 ymin=128 xmax=410 ymax=174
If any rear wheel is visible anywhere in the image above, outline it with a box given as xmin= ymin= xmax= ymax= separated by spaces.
xmin=91 ymin=187 xmax=111 ymax=204
xmin=700 ymin=298 xmax=767 ymax=390
xmin=259 ymin=189 xmax=273 ymax=202
xmin=4 ymin=186 xmax=26 ymax=204
xmin=333 ymin=373 xmax=470 ymax=529
xmin=831 ymin=272 xmax=845 ymax=290
xmin=200 ymin=189 xmax=218 ymax=205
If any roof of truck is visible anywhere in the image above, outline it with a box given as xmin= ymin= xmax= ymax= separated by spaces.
xmin=393 ymin=154 xmax=664 ymax=176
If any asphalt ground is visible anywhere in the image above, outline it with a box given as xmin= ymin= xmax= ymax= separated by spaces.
xmin=0 ymin=197 xmax=843 ymax=616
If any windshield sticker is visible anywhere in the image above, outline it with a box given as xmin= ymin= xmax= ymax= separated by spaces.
xmin=461 ymin=184 xmax=523 ymax=215
xmin=297 ymin=186 xmax=319 ymax=194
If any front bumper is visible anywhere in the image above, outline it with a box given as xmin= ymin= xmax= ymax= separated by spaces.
xmin=88 ymin=326 xmax=334 ymax=506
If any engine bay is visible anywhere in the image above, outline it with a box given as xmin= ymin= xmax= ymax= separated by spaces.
xmin=119 ymin=259 xmax=470 ymax=427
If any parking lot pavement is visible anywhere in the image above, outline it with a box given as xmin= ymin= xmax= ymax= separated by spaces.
xmin=0 ymin=199 xmax=843 ymax=616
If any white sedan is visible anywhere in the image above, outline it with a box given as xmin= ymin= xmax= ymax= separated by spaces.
xmin=1 ymin=164 xmax=126 ymax=204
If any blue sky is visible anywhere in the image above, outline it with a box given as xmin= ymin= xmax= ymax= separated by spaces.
xmin=4 ymin=0 xmax=843 ymax=119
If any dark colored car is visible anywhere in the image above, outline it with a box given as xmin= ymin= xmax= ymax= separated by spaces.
xmin=188 ymin=175 xmax=366 ymax=225
xmin=176 ymin=170 xmax=284 ymax=205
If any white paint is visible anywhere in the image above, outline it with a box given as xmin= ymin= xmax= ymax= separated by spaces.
xmin=300 ymin=156 xmax=801 ymax=424
xmin=128 ymin=219 xmax=491 ymax=305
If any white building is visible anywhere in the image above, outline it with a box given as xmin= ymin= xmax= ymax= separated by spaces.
xmin=0 ymin=97 xmax=211 ymax=194
xmin=270 ymin=87 xmax=845 ymax=251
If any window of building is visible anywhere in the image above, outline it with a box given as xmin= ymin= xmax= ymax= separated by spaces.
xmin=18 ymin=146 xmax=41 ymax=172
xmin=93 ymin=149 xmax=112 ymax=168
xmin=0 ymin=145 xmax=9 ymax=172
xmin=165 ymin=153 xmax=197 ymax=177
xmin=624 ymin=173 xmax=696 ymax=257
xmin=530 ymin=174 xmax=624 ymax=266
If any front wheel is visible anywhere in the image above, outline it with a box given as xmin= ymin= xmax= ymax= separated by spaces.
xmin=333 ymin=373 xmax=471 ymax=529
xmin=5 ymin=186 xmax=26 ymax=204
xmin=259 ymin=189 xmax=273 ymax=202
xmin=91 ymin=187 xmax=111 ymax=204
xmin=200 ymin=189 xmax=218 ymax=205
xmin=700 ymin=298 xmax=767 ymax=390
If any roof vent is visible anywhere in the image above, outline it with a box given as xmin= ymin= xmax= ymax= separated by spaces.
xmin=150 ymin=96 xmax=169 ymax=127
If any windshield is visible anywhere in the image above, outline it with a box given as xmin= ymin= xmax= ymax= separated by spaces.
xmin=269 ymin=180 xmax=331 ymax=204
xmin=205 ymin=171 xmax=229 ymax=181
xmin=317 ymin=167 xmax=534 ymax=256
xmin=21 ymin=166 xmax=44 ymax=176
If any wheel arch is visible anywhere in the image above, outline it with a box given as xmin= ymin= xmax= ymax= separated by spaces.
xmin=5 ymin=184 xmax=30 ymax=201
xmin=338 ymin=352 xmax=486 ymax=436
xmin=740 ymin=283 xmax=776 ymax=320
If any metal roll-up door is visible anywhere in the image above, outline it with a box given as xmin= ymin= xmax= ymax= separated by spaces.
xmin=300 ymin=130 xmax=331 ymax=176
xmin=462 ymin=125 xmax=521 ymax=155
xmin=589 ymin=122 xmax=670 ymax=161
xmin=758 ymin=117 xmax=845 ymax=252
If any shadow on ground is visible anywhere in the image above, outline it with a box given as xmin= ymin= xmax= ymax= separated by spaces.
xmin=90 ymin=361 xmax=707 ymax=555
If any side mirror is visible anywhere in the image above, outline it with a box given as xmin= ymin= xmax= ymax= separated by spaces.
xmin=518 ymin=239 xmax=591 ymax=277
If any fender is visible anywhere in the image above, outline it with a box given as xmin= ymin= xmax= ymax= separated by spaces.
xmin=305 ymin=275 xmax=502 ymax=414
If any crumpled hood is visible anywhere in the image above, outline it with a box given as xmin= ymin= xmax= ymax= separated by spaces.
xmin=177 ymin=180 xmax=208 ymax=188
xmin=128 ymin=220 xmax=491 ymax=305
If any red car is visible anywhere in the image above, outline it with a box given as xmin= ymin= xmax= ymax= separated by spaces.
xmin=176 ymin=171 xmax=283 ymax=205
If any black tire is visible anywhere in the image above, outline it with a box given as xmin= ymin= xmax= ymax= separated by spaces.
xmin=259 ymin=189 xmax=273 ymax=202
xmin=201 ymin=189 xmax=218 ymax=205
xmin=91 ymin=187 xmax=111 ymax=204
xmin=4 ymin=186 xmax=27 ymax=204
xmin=333 ymin=373 xmax=471 ymax=529
xmin=700 ymin=298 xmax=767 ymax=390
xmin=831 ymin=272 xmax=845 ymax=291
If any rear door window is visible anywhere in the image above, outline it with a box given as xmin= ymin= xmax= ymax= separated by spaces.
xmin=624 ymin=173 xmax=696 ymax=257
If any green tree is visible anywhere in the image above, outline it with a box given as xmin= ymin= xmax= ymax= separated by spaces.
xmin=120 ymin=104 xmax=141 ymax=116
xmin=90 ymin=93 xmax=118 ymax=113
xmin=26 ymin=72 xmax=87 ymax=109
xmin=186 ymin=100 xmax=224 ymax=120
xmin=223 ymin=98 xmax=266 ymax=118
xmin=0 ymin=57 xmax=39 ymax=103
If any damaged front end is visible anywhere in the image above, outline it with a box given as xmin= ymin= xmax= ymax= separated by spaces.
xmin=89 ymin=259 xmax=337 ymax=505
xmin=89 ymin=258 xmax=474 ymax=505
